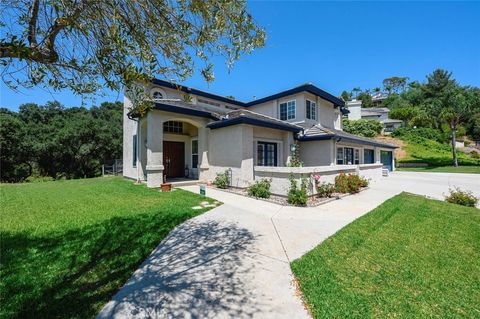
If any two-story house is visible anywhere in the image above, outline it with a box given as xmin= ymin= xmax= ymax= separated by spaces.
xmin=123 ymin=79 xmax=396 ymax=189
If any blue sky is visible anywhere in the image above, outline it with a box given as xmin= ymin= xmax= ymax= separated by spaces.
xmin=1 ymin=1 xmax=479 ymax=110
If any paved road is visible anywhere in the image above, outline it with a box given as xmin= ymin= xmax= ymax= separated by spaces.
xmin=98 ymin=172 xmax=479 ymax=318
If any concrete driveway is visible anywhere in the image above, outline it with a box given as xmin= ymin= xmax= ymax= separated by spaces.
xmin=98 ymin=172 xmax=479 ymax=318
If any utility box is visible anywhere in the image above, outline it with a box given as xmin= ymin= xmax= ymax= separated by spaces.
xmin=199 ymin=185 xmax=206 ymax=196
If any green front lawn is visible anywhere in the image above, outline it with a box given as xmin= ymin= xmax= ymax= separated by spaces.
xmin=291 ymin=193 xmax=480 ymax=318
xmin=0 ymin=177 xmax=216 ymax=318
xmin=397 ymin=165 xmax=480 ymax=174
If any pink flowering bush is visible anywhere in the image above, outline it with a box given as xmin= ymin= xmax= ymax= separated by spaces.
xmin=312 ymin=174 xmax=335 ymax=198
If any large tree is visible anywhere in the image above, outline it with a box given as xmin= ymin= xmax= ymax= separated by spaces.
xmin=0 ymin=0 xmax=265 ymax=95
xmin=0 ymin=101 xmax=123 ymax=182
xmin=383 ymin=76 xmax=409 ymax=95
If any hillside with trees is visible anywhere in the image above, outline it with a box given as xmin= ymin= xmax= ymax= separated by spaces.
xmin=0 ymin=102 xmax=123 ymax=182
xmin=342 ymin=69 xmax=480 ymax=168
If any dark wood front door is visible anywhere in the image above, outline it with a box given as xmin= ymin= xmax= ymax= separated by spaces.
xmin=163 ymin=141 xmax=185 ymax=178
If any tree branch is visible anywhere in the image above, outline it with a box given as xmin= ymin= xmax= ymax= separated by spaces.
xmin=28 ymin=0 xmax=40 ymax=46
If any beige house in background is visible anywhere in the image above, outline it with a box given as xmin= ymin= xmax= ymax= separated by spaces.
xmin=123 ymin=79 xmax=397 ymax=190
xmin=346 ymin=100 xmax=403 ymax=134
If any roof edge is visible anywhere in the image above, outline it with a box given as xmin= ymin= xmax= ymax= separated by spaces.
xmin=207 ymin=116 xmax=302 ymax=133
xmin=151 ymin=78 xmax=344 ymax=108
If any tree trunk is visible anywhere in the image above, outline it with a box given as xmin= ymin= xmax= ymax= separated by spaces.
xmin=451 ymin=122 xmax=458 ymax=167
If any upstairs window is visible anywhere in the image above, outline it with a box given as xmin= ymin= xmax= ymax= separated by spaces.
xmin=306 ymin=100 xmax=316 ymax=120
xmin=163 ymin=121 xmax=183 ymax=134
xmin=280 ymin=100 xmax=296 ymax=121
xmin=152 ymin=91 xmax=163 ymax=100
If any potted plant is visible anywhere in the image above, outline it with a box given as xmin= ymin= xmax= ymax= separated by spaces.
xmin=161 ymin=174 xmax=172 ymax=192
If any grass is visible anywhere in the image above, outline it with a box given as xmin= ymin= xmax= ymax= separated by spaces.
xmin=291 ymin=193 xmax=480 ymax=318
xmin=397 ymin=135 xmax=479 ymax=166
xmin=397 ymin=166 xmax=480 ymax=174
xmin=0 ymin=177 xmax=216 ymax=319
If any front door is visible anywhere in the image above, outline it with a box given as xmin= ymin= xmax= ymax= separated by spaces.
xmin=163 ymin=141 xmax=185 ymax=178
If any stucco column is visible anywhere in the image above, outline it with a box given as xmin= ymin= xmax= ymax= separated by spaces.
xmin=285 ymin=132 xmax=295 ymax=165
xmin=198 ymin=125 xmax=209 ymax=176
xmin=146 ymin=111 xmax=164 ymax=187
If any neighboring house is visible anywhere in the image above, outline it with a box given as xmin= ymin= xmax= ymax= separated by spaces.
xmin=123 ymin=80 xmax=397 ymax=190
xmin=371 ymin=92 xmax=388 ymax=107
xmin=346 ymin=100 xmax=403 ymax=134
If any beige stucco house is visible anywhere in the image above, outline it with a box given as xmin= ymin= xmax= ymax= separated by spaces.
xmin=346 ymin=100 xmax=403 ymax=134
xmin=123 ymin=79 xmax=396 ymax=193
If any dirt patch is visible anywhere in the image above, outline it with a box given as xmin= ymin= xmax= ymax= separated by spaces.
xmin=376 ymin=136 xmax=408 ymax=160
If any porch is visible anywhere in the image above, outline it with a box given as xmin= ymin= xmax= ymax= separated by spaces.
xmin=135 ymin=110 xmax=210 ymax=188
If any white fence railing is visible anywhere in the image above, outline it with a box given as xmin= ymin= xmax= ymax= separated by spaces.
xmin=102 ymin=159 xmax=123 ymax=176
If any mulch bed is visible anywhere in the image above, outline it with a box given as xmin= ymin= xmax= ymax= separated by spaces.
xmin=209 ymin=186 xmax=368 ymax=207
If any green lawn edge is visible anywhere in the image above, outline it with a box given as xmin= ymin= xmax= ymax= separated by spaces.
xmin=396 ymin=166 xmax=480 ymax=174
xmin=0 ymin=177 xmax=219 ymax=318
xmin=291 ymin=193 xmax=480 ymax=318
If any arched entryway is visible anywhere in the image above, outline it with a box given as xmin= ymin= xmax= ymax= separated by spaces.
xmin=162 ymin=120 xmax=199 ymax=179
xmin=143 ymin=111 xmax=209 ymax=187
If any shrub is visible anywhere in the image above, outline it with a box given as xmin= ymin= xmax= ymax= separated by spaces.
xmin=316 ymin=182 xmax=335 ymax=198
xmin=213 ymin=171 xmax=229 ymax=189
xmin=334 ymin=173 xmax=367 ymax=194
xmin=445 ymin=188 xmax=478 ymax=207
xmin=248 ymin=179 xmax=271 ymax=198
xmin=288 ymin=175 xmax=308 ymax=206
xmin=391 ymin=127 xmax=443 ymax=143
xmin=359 ymin=176 xmax=369 ymax=188
xmin=342 ymin=119 xmax=383 ymax=138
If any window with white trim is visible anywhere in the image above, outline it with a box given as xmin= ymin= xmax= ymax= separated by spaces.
xmin=279 ymin=101 xmax=296 ymax=121
xmin=132 ymin=134 xmax=137 ymax=167
xmin=191 ymin=139 xmax=198 ymax=169
xmin=163 ymin=121 xmax=183 ymax=134
xmin=306 ymin=100 xmax=316 ymax=120
xmin=337 ymin=147 xmax=359 ymax=165
xmin=257 ymin=142 xmax=278 ymax=166
xmin=336 ymin=147 xmax=344 ymax=165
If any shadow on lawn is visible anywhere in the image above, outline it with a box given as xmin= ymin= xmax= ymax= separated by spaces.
xmin=1 ymin=213 xmax=257 ymax=319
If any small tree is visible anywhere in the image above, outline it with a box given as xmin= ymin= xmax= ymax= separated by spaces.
xmin=439 ymin=86 xmax=470 ymax=167
xmin=341 ymin=90 xmax=352 ymax=102
xmin=357 ymin=91 xmax=373 ymax=108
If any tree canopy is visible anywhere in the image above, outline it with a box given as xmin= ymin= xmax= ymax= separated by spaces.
xmin=344 ymin=68 xmax=480 ymax=166
xmin=0 ymin=0 xmax=265 ymax=94
xmin=0 ymin=101 xmax=123 ymax=182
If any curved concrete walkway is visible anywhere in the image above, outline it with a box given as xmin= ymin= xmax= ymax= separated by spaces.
xmin=98 ymin=172 xmax=479 ymax=318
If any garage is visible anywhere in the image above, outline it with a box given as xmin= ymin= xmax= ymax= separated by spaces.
xmin=380 ymin=150 xmax=394 ymax=171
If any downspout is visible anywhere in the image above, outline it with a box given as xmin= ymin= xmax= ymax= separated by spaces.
xmin=128 ymin=113 xmax=141 ymax=184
